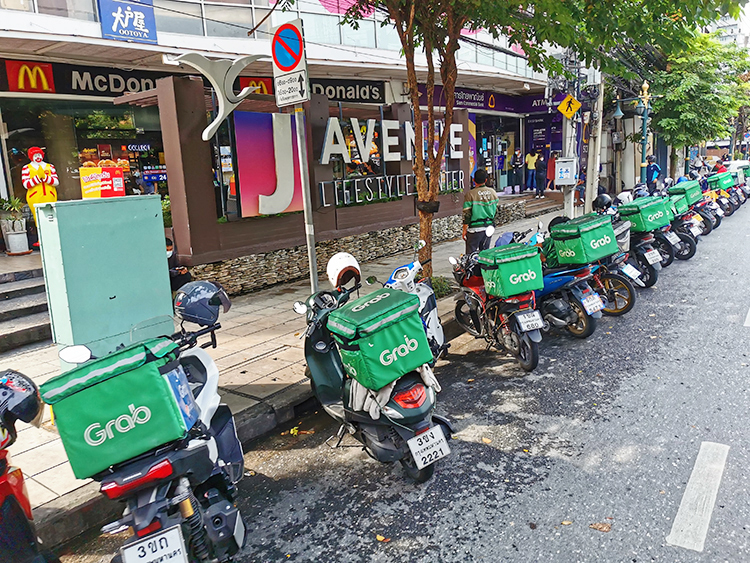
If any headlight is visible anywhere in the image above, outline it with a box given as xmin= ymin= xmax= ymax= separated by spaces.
xmin=394 ymin=268 xmax=409 ymax=280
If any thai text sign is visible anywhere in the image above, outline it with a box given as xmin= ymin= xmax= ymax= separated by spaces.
xmin=80 ymin=167 xmax=126 ymax=198
xmin=98 ymin=0 xmax=158 ymax=45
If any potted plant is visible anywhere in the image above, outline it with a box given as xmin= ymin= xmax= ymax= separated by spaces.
xmin=1 ymin=198 xmax=30 ymax=254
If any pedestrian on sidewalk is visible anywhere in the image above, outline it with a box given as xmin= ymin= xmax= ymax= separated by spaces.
xmin=462 ymin=168 xmax=499 ymax=255
xmin=546 ymin=151 xmax=557 ymax=191
xmin=646 ymin=155 xmax=661 ymax=194
xmin=535 ymin=153 xmax=547 ymax=199
xmin=525 ymin=149 xmax=538 ymax=192
xmin=510 ymin=147 xmax=524 ymax=194
xmin=574 ymin=171 xmax=586 ymax=206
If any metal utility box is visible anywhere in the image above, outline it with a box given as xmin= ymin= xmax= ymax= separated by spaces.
xmin=555 ymin=158 xmax=579 ymax=186
xmin=37 ymin=196 xmax=173 ymax=359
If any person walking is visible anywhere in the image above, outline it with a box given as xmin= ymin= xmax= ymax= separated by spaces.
xmin=546 ymin=151 xmax=557 ymax=191
xmin=646 ymin=155 xmax=661 ymax=194
xmin=535 ymin=153 xmax=547 ymax=198
xmin=525 ymin=149 xmax=538 ymax=192
xmin=510 ymin=148 xmax=524 ymax=194
xmin=462 ymin=168 xmax=499 ymax=254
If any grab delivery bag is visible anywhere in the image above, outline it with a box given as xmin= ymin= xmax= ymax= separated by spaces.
xmin=327 ymin=288 xmax=432 ymax=390
xmin=40 ymin=338 xmax=200 ymax=479
xmin=617 ymin=197 xmax=670 ymax=232
xmin=549 ymin=214 xmax=619 ymax=264
xmin=478 ymin=243 xmax=544 ymax=297
xmin=667 ymin=180 xmax=702 ymax=205
xmin=669 ymin=194 xmax=689 ymax=216
xmin=707 ymin=171 xmax=734 ymax=190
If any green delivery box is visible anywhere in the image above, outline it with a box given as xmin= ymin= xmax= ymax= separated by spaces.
xmin=707 ymin=171 xmax=734 ymax=190
xmin=478 ymin=243 xmax=544 ymax=297
xmin=669 ymin=194 xmax=689 ymax=215
xmin=327 ymin=288 xmax=432 ymax=390
xmin=618 ymin=197 xmax=670 ymax=232
xmin=40 ymin=338 xmax=197 ymax=479
xmin=668 ymin=180 xmax=703 ymax=205
xmin=663 ymin=198 xmax=675 ymax=222
xmin=549 ymin=214 xmax=619 ymax=264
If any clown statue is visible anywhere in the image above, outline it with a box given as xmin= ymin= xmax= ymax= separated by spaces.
xmin=21 ymin=147 xmax=59 ymax=226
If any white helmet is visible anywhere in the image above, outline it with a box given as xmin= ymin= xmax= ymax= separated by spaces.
xmin=327 ymin=252 xmax=361 ymax=289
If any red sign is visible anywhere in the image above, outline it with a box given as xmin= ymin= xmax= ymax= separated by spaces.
xmin=80 ymin=167 xmax=126 ymax=199
xmin=272 ymin=23 xmax=304 ymax=72
xmin=5 ymin=60 xmax=55 ymax=93
xmin=239 ymin=77 xmax=274 ymax=95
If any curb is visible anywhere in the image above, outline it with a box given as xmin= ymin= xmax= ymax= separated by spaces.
xmin=43 ymin=296 xmax=467 ymax=551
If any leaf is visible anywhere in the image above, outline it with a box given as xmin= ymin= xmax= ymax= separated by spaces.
xmin=290 ymin=427 xmax=299 ymax=436
xmin=298 ymin=430 xmax=315 ymax=435
xmin=590 ymin=522 xmax=612 ymax=532
xmin=561 ymin=521 xmax=573 ymax=526
xmin=376 ymin=534 xmax=390 ymax=542
xmin=467 ymin=378 xmax=475 ymax=383
xmin=482 ymin=437 xmax=492 ymax=444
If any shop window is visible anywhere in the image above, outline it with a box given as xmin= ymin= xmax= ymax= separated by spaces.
xmin=252 ymin=7 xmax=275 ymax=39
xmin=37 ymin=0 xmax=97 ymax=20
xmin=376 ymin=23 xmax=401 ymax=52
xmin=204 ymin=4 xmax=254 ymax=37
xmin=296 ymin=0 xmax=327 ymax=13
xmin=153 ymin=0 xmax=204 ymax=35
xmin=341 ymin=19 xmax=375 ymax=48
xmin=301 ymin=12 xmax=341 ymax=45
xmin=476 ymin=46 xmax=493 ymax=68
xmin=456 ymin=43 xmax=477 ymax=63
xmin=0 ymin=0 xmax=33 ymax=12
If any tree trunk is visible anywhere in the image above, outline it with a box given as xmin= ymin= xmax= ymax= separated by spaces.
xmin=669 ymin=145 xmax=678 ymax=179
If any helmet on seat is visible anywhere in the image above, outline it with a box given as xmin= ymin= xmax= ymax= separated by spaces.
xmin=0 ymin=370 xmax=43 ymax=450
xmin=327 ymin=252 xmax=361 ymax=289
xmin=593 ymin=193 xmax=613 ymax=211
xmin=174 ymin=281 xmax=231 ymax=326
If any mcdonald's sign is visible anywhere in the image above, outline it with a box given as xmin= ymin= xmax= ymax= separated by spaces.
xmin=238 ymin=77 xmax=274 ymax=95
xmin=5 ymin=60 xmax=55 ymax=93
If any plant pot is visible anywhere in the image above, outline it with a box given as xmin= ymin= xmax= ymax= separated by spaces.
xmin=416 ymin=200 xmax=441 ymax=214
xmin=6 ymin=231 xmax=30 ymax=254
xmin=12 ymin=218 xmax=25 ymax=232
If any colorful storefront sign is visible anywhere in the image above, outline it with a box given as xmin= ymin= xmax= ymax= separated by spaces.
xmin=80 ymin=167 xmax=126 ymax=198
xmin=419 ymin=86 xmax=567 ymax=115
xmin=238 ymin=77 xmax=386 ymax=104
xmin=98 ymin=0 xmax=158 ymax=45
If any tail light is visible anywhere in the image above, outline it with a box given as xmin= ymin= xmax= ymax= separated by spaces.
xmin=392 ymin=384 xmax=427 ymax=409
xmin=575 ymin=267 xmax=591 ymax=278
xmin=100 ymin=459 xmax=174 ymax=500
xmin=640 ymin=234 xmax=655 ymax=243
xmin=136 ymin=520 xmax=162 ymax=538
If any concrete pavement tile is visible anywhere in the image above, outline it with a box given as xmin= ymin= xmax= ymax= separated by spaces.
xmin=218 ymin=389 xmax=259 ymax=414
xmin=219 ymin=356 xmax=294 ymax=387
xmin=24 ymin=477 xmax=58 ymax=508
xmin=264 ymin=346 xmax=305 ymax=364
xmin=13 ymin=438 xmax=70 ymax=477
xmin=233 ymin=369 xmax=307 ymax=399
xmin=32 ymin=461 xmax=90 ymax=497
xmin=273 ymin=332 xmax=306 ymax=349
xmin=7 ymin=426 xmax=58 ymax=456
xmin=214 ymin=342 xmax=285 ymax=371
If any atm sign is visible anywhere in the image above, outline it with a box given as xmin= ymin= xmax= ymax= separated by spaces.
xmin=5 ymin=60 xmax=56 ymax=93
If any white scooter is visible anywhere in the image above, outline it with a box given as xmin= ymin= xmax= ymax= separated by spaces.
xmin=367 ymin=240 xmax=448 ymax=363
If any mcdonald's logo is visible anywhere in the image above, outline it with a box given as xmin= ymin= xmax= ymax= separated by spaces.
xmin=239 ymin=76 xmax=274 ymax=95
xmin=5 ymin=60 xmax=56 ymax=93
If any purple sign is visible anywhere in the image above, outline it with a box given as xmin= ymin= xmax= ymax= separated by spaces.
xmin=419 ymin=85 xmax=566 ymax=115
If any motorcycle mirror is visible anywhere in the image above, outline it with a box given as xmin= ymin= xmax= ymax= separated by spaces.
xmin=59 ymin=344 xmax=92 ymax=365
xmin=365 ymin=275 xmax=379 ymax=285
xmin=448 ymin=256 xmax=458 ymax=266
xmin=485 ymin=225 xmax=495 ymax=237
xmin=292 ymin=301 xmax=308 ymax=315
xmin=538 ymin=220 xmax=544 ymax=231
xmin=416 ymin=239 xmax=427 ymax=250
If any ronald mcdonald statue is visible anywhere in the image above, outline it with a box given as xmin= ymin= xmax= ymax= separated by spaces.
xmin=21 ymin=147 xmax=58 ymax=225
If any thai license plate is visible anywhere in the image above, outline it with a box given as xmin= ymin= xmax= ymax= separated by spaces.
xmin=690 ymin=226 xmax=703 ymax=237
xmin=516 ymin=310 xmax=544 ymax=332
xmin=121 ymin=526 xmax=189 ymax=563
xmin=644 ymin=249 xmax=662 ymax=265
xmin=692 ymin=214 xmax=703 ymax=223
xmin=407 ymin=425 xmax=450 ymax=470
xmin=581 ymin=294 xmax=604 ymax=314
xmin=621 ymin=263 xmax=641 ymax=279
xmin=720 ymin=197 xmax=729 ymax=204
xmin=715 ymin=207 xmax=725 ymax=217
xmin=665 ymin=232 xmax=680 ymax=245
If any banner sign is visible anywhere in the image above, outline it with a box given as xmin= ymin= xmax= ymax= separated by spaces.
xmin=0 ymin=59 xmax=171 ymax=96
xmin=419 ymin=86 xmax=566 ymax=115
xmin=238 ymin=77 xmax=386 ymax=104
xmin=98 ymin=0 xmax=158 ymax=45
xmin=80 ymin=167 xmax=126 ymax=198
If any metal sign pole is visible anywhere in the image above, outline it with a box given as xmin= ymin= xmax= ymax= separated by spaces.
xmin=294 ymin=104 xmax=318 ymax=293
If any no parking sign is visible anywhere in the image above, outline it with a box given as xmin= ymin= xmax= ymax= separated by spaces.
xmin=271 ymin=19 xmax=310 ymax=107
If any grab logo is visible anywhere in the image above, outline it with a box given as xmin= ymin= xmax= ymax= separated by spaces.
xmin=590 ymin=235 xmax=612 ymax=249
xmin=559 ymin=248 xmax=577 ymax=258
xmin=380 ymin=335 xmax=419 ymax=365
xmin=647 ymin=211 xmax=664 ymax=221
xmin=509 ymin=270 xmax=537 ymax=284
xmin=352 ymin=292 xmax=389 ymax=312
xmin=84 ymin=404 xmax=151 ymax=447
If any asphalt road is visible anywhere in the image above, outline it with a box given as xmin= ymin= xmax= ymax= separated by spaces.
xmin=60 ymin=205 xmax=750 ymax=562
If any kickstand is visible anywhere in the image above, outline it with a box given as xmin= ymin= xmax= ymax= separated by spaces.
xmin=325 ymin=424 xmax=360 ymax=449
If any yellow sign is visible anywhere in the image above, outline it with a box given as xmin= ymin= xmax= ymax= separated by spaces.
xmin=558 ymin=94 xmax=581 ymax=119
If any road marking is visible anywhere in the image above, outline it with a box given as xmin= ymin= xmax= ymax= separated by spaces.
xmin=744 ymin=306 xmax=750 ymax=326
xmin=666 ymin=441 xmax=730 ymax=552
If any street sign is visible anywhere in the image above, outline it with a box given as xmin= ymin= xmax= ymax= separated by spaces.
xmin=271 ymin=19 xmax=309 ymax=107
xmin=558 ymin=94 xmax=581 ymax=119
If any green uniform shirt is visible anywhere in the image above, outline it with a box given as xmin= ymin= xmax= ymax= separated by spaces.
xmin=463 ymin=185 xmax=499 ymax=231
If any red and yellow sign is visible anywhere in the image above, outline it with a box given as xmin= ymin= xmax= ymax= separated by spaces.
xmin=80 ymin=167 xmax=125 ymax=199
xmin=5 ymin=60 xmax=55 ymax=93
xmin=239 ymin=77 xmax=274 ymax=95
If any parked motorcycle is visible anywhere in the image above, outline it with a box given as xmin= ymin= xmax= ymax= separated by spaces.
xmin=295 ymin=252 xmax=452 ymax=482
xmin=48 ymin=282 xmax=246 ymax=563
xmin=367 ymin=239 xmax=448 ymax=363
xmin=0 ymin=370 xmax=59 ymax=563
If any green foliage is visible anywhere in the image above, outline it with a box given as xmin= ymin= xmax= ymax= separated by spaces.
xmin=3 ymin=197 xmax=26 ymax=220
xmin=161 ymin=195 xmax=172 ymax=228
xmin=430 ymin=275 xmax=455 ymax=299
xmin=650 ymin=34 xmax=750 ymax=148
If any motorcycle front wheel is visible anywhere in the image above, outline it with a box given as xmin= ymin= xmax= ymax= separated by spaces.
xmin=596 ymin=272 xmax=636 ymax=316
xmin=698 ymin=211 xmax=714 ymax=235
xmin=654 ymin=235 xmax=675 ymax=267
xmin=674 ymin=232 xmax=697 ymax=260
xmin=635 ymin=254 xmax=659 ymax=287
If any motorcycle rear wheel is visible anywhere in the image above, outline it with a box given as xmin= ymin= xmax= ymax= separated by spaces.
xmin=566 ymin=300 xmax=596 ymax=339
xmin=517 ymin=336 xmax=539 ymax=372
xmin=635 ymin=254 xmax=659 ymax=287
xmin=698 ymin=211 xmax=714 ymax=235
xmin=454 ymin=299 xmax=482 ymax=337
xmin=654 ymin=235 xmax=675 ymax=267
xmin=674 ymin=232 xmax=697 ymax=260
xmin=596 ymin=272 xmax=636 ymax=316
xmin=400 ymin=455 xmax=436 ymax=483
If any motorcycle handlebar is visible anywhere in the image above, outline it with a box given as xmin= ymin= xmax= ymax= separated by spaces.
xmin=171 ymin=323 xmax=221 ymax=349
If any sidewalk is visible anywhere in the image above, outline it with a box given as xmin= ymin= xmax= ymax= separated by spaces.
xmin=1 ymin=209 xmax=562 ymax=548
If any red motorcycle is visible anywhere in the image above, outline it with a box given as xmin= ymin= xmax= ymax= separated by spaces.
xmin=0 ymin=369 xmax=59 ymax=563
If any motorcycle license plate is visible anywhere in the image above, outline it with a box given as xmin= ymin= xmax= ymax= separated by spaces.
xmin=516 ymin=310 xmax=544 ymax=332
xmin=715 ymin=207 xmax=725 ymax=216
xmin=407 ymin=425 xmax=450 ymax=470
xmin=621 ymin=263 xmax=641 ymax=279
xmin=581 ymin=294 xmax=604 ymax=314
xmin=121 ymin=526 xmax=189 ymax=563
xmin=665 ymin=232 xmax=680 ymax=245
xmin=690 ymin=226 xmax=703 ymax=237
xmin=720 ymin=197 xmax=729 ymax=204
xmin=644 ymin=249 xmax=662 ymax=265
xmin=692 ymin=214 xmax=703 ymax=223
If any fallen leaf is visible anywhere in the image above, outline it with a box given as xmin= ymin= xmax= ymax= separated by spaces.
xmin=648 ymin=314 xmax=656 ymax=317
xmin=660 ymin=490 xmax=665 ymax=494
xmin=376 ymin=535 xmax=390 ymax=542
xmin=589 ymin=522 xmax=611 ymax=532
xmin=290 ymin=427 xmax=299 ymax=436
xmin=529 ymin=522 xmax=537 ymax=529
xmin=561 ymin=521 xmax=573 ymax=526
xmin=467 ymin=378 xmax=475 ymax=383
xmin=245 ymin=470 xmax=256 ymax=477
xmin=482 ymin=437 xmax=492 ymax=444
xmin=605 ymin=332 xmax=612 ymax=335
xmin=650 ymin=335 xmax=658 ymax=339
xmin=523 ymin=449 xmax=529 ymax=452
xmin=298 ymin=430 xmax=315 ymax=435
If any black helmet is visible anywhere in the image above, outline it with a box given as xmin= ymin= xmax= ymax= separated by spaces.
xmin=174 ymin=281 xmax=231 ymax=326
xmin=0 ymin=370 xmax=43 ymax=450
xmin=689 ymin=171 xmax=700 ymax=180
xmin=593 ymin=193 xmax=613 ymax=211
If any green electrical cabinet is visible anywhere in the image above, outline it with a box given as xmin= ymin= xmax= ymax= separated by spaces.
xmin=37 ymin=196 xmax=174 ymax=360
